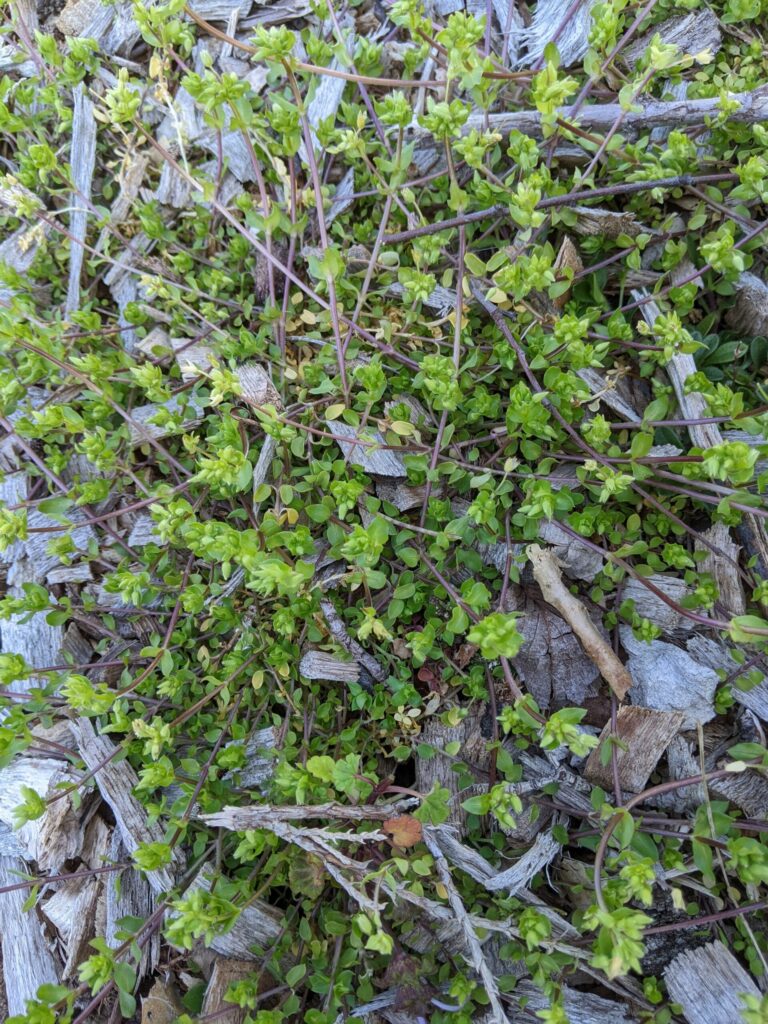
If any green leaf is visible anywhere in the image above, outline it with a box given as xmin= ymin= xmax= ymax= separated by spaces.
xmin=306 ymin=755 xmax=335 ymax=781
xmin=729 ymin=615 xmax=768 ymax=643
xmin=286 ymin=963 xmax=307 ymax=988
xmin=118 ymin=989 xmax=136 ymax=1018
xmin=113 ymin=962 xmax=136 ymax=993
xmin=461 ymin=794 xmax=490 ymax=815
xmin=414 ymin=784 xmax=451 ymax=825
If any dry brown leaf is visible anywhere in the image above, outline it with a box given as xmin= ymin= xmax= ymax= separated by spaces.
xmin=141 ymin=977 xmax=183 ymax=1024
xmin=383 ymin=815 xmax=423 ymax=848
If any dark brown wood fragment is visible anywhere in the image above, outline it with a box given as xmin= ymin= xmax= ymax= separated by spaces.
xmin=585 ymin=706 xmax=683 ymax=793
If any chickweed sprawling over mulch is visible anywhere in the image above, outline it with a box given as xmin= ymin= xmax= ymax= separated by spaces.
xmin=3 ymin=0 xmax=768 ymax=1021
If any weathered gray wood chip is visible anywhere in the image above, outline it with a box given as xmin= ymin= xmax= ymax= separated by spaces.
xmin=623 ymin=8 xmax=722 ymax=69
xmin=185 ymin=867 xmax=284 ymax=958
xmin=71 ymin=718 xmax=178 ymax=894
xmin=66 ymin=84 xmax=96 ymax=314
xmin=0 ymin=759 xmax=82 ymax=870
xmin=664 ymin=941 xmax=760 ymax=1024
xmin=128 ymin=394 xmax=204 ymax=446
xmin=299 ymin=650 xmax=360 ymax=682
xmin=0 ymin=854 xmax=60 ymax=1016
xmin=622 ymin=628 xmax=718 ymax=729
xmin=327 ymin=420 xmax=407 ymax=477
xmin=514 ymin=0 xmax=598 ymax=68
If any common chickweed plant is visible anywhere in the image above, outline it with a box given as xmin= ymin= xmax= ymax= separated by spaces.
xmin=3 ymin=0 xmax=768 ymax=1020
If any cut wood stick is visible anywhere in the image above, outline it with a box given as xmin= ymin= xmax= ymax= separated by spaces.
xmin=199 ymin=797 xmax=417 ymax=830
xmin=411 ymin=89 xmax=768 ymax=144
xmin=528 ymin=544 xmax=633 ymax=700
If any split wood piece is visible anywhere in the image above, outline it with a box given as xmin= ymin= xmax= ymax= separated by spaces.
xmin=140 ymin=977 xmax=184 ymax=1024
xmin=695 ymin=522 xmax=746 ymax=618
xmin=71 ymin=718 xmax=178 ymax=895
xmin=326 ymin=420 xmax=408 ymax=478
xmin=387 ymin=280 xmax=455 ymax=316
xmin=128 ymin=394 xmax=204 ymax=446
xmin=66 ymin=83 xmax=96 ymax=314
xmin=95 ymin=151 xmax=151 ymax=253
xmin=710 ymin=769 xmax=768 ymax=818
xmin=135 ymin=327 xmax=171 ymax=359
xmin=298 ymin=29 xmax=356 ymax=164
xmin=623 ymin=7 xmax=722 ymax=69
xmin=412 ymin=90 xmax=768 ymax=145
xmin=585 ymin=706 xmax=684 ymax=793
xmin=422 ymin=831 xmax=512 ymax=1024
xmin=43 ymin=872 xmax=100 ymax=980
xmin=504 ymin=586 xmax=601 ymax=712
xmin=0 ymin=41 xmax=35 ymax=77
xmin=201 ymin=959 xmax=253 ymax=1024
xmin=376 ymin=478 xmax=439 ymax=512
xmin=103 ymin=234 xmax=153 ymax=353
xmin=7 ymin=508 xmax=95 ymax=586
xmin=221 ymin=726 xmax=277 ymax=791
xmin=47 ymin=563 xmax=93 ymax=584
xmin=621 ymin=575 xmax=695 ymax=634
xmin=188 ymin=0 xmax=253 ymax=19
xmin=726 ymin=272 xmax=768 ymax=337
xmin=528 ymin=544 xmax=633 ymax=700
xmin=538 ymin=519 xmax=605 ymax=581
xmin=185 ymin=868 xmax=284 ymax=960
xmin=577 ymin=367 xmax=641 ymax=423
xmin=55 ymin=0 xmax=141 ymax=52
xmin=517 ymin=751 xmax=596 ymax=817
xmin=128 ymin=513 xmax=161 ymax=547
xmin=431 ymin=824 xmax=562 ymax=897
xmin=299 ymin=649 xmax=360 ymax=683
xmin=0 ymin=855 xmax=61 ymax=1017
xmin=512 ymin=981 xmax=636 ymax=1024
xmin=0 ymin=758 xmax=83 ymax=870
xmin=201 ymin=817 xmax=381 ymax=916
xmin=664 ymin=941 xmax=760 ymax=1024
xmin=106 ymin=833 xmax=160 ymax=979
xmin=513 ymin=0 xmax=597 ymax=69
xmin=200 ymin=798 xmax=417 ymax=829
xmin=620 ymin=628 xmax=717 ymax=729
xmin=454 ymin=499 xmax=603 ymax=582
xmin=170 ymin=341 xmax=282 ymax=409
xmin=0 ymin=223 xmax=50 ymax=307
xmin=415 ymin=705 xmax=490 ymax=836
xmin=319 ymin=598 xmax=386 ymax=686
xmin=633 ymin=290 xmax=724 ymax=451
xmin=0 ymin=598 xmax=64 ymax=687
xmin=569 ymin=206 xmax=645 ymax=240
xmin=197 ymin=130 xmax=258 ymax=184
xmin=326 ymin=167 xmax=354 ymax=227
xmin=649 ymin=737 xmax=704 ymax=817
xmin=737 ymin=511 xmax=768 ymax=582
xmin=686 ymin=635 xmax=768 ymax=722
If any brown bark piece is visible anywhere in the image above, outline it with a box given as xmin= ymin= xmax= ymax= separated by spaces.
xmin=202 ymin=960 xmax=254 ymax=1024
xmin=585 ymin=706 xmax=684 ymax=793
